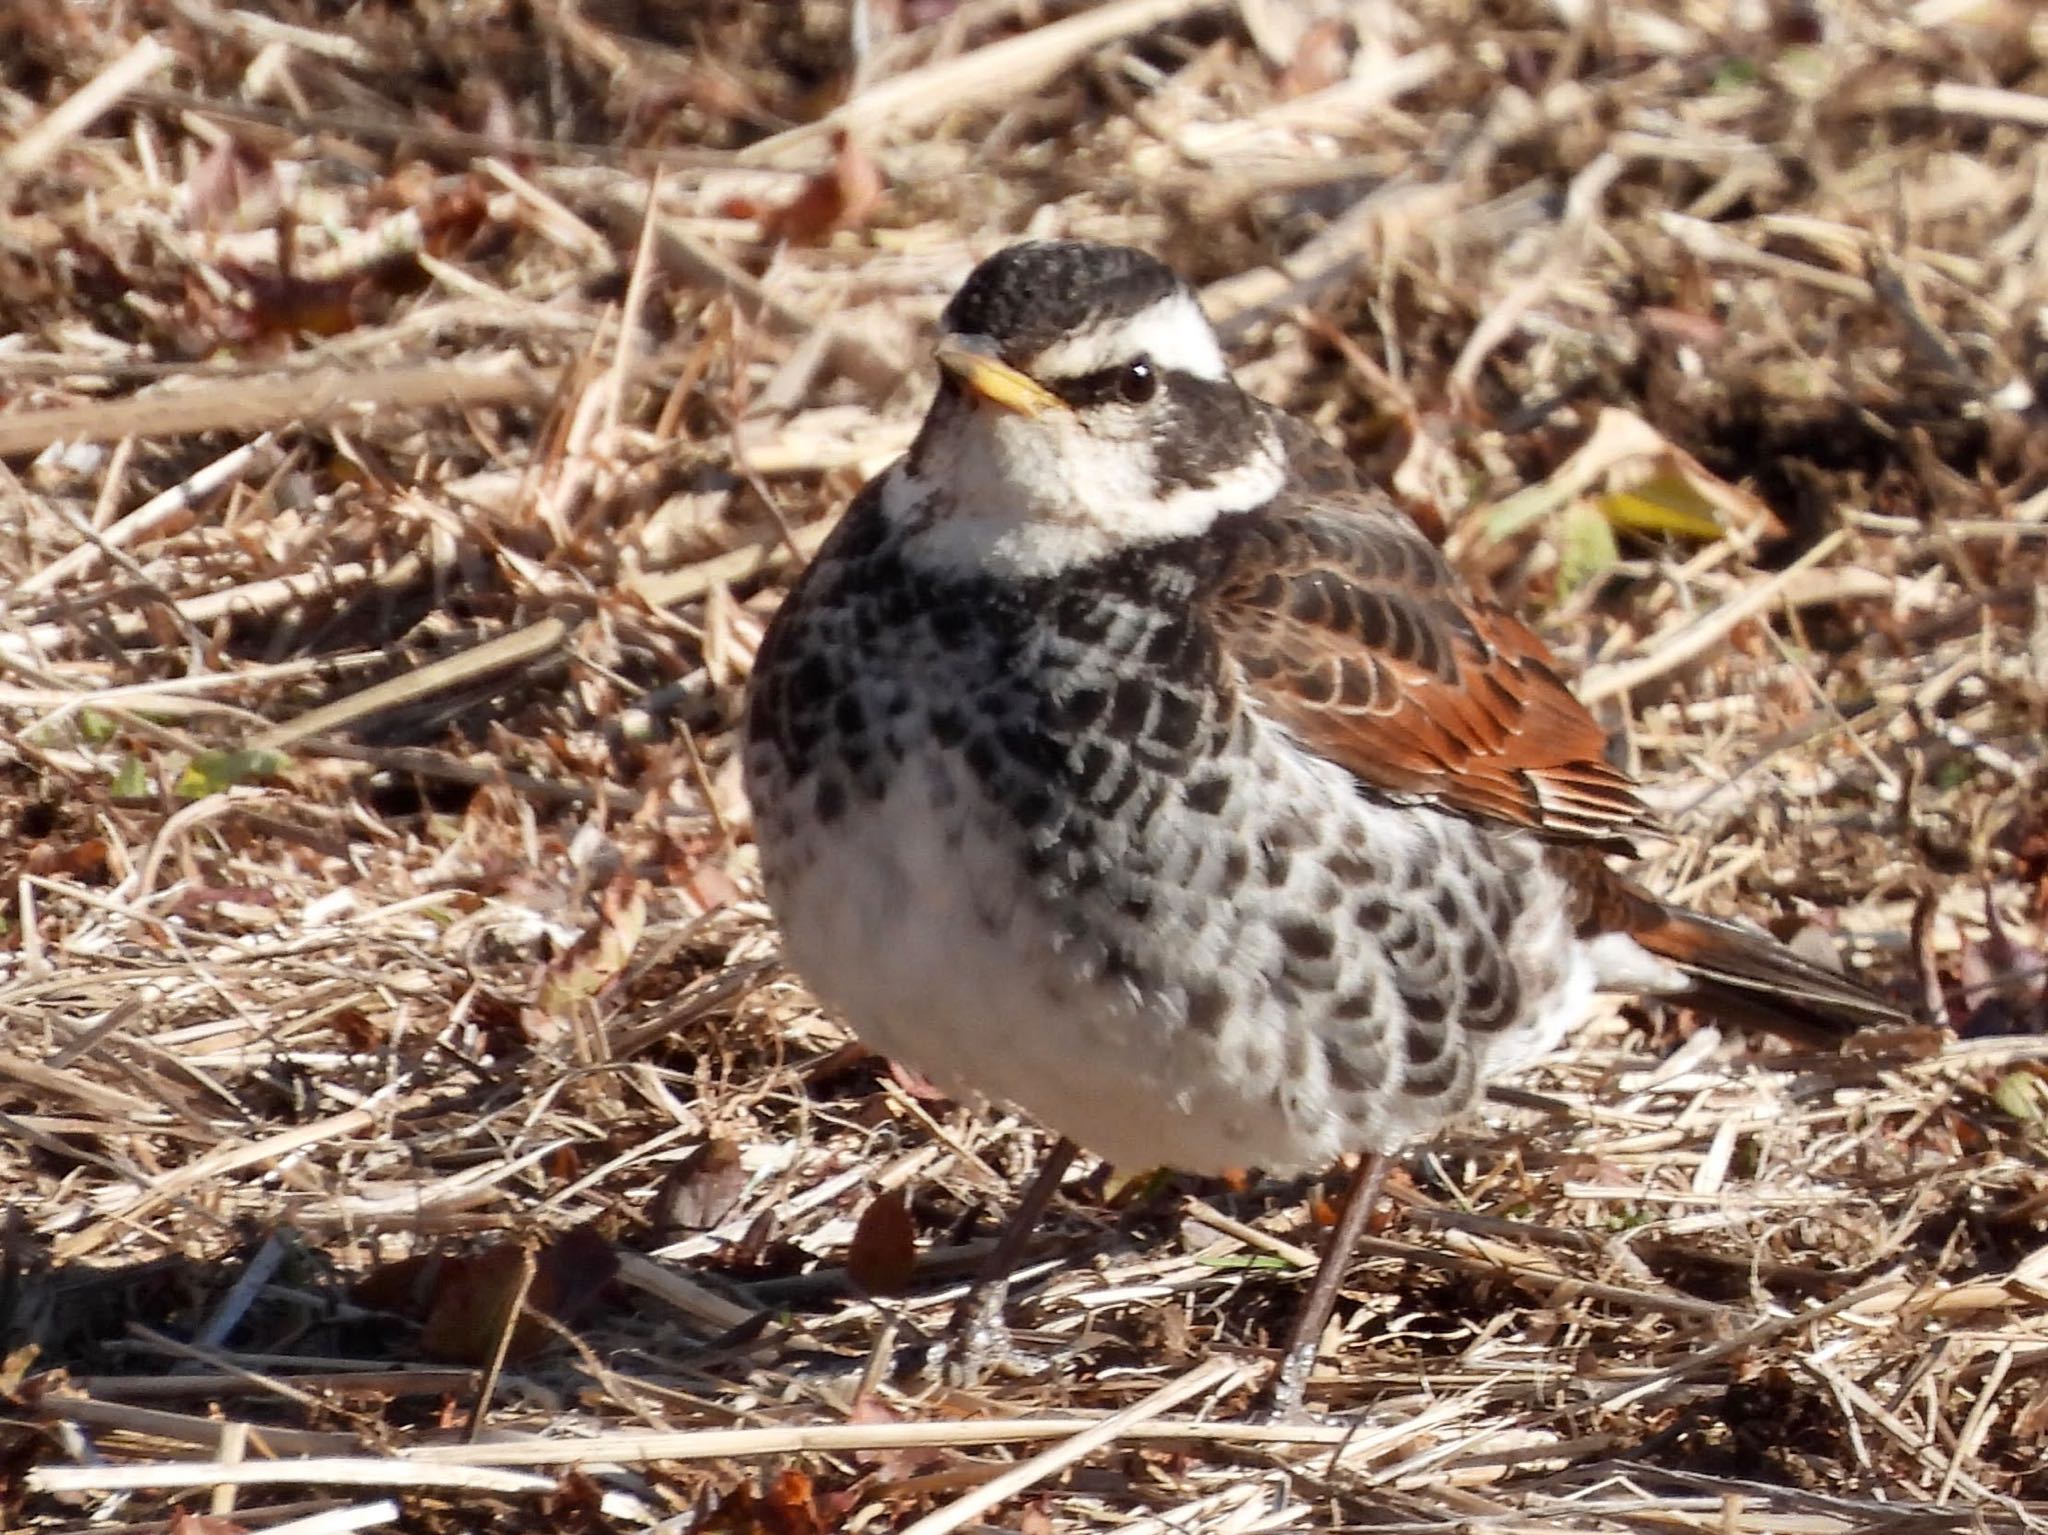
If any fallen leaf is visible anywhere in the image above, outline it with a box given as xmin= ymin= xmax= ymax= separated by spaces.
xmin=174 ymin=747 xmax=288 ymax=800
xmin=359 ymin=1229 xmax=619 ymax=1366
xmin=184 ymin=137 xmax=278 ymax=231
xmin=1483 ymin=407 xmax=1787 ymax=553
xmin=721 ymin=1207 xmax=784 ymax=1272
xmin=168 ymin=1513 xmax=247 ymax=1535
xmin=417 ymin=1243 xmax=541 ymax=1365
xmin=1101 ymin=1165 xmax=1173 ymax=1206
xmin=1558 ymin=500 xmax=1622 ymax=593
xmin=206 ymin=262 xmax=363 ymax=346
xmin=535 ymin=880 xmax=646 ymax=1012
xmin=759 ymin=130 xmax=884 ymax=245
xmin=1276 ymin=18 xmax=1352 ymax=97
xmin=532 ymin=1225 xmax=622 ymax=1332
xmin=1598 ymin=469 xmax=1727 ymax=543
xmin=659 ymin=1137 xmax=750 ymax=1231
xmin=108 ymin=756 xmax=150 ymax=800
xmin=848 ymin=1189 xmax=917 ymax=1297
xmin=698 ymin=1466 xmax=829 ymax=1535
xmin=2013 ymin=1383 xmax=2048 ymax=1440
xmin=1308 ymin=1188 xmax=1341 ymax=1228
xmin=846 ymin=1395 xmax=950 ymax=1480
xmin=545 ymin=1143 xmax=582 ymax=1182
xmin=1639 ymin=305 xmax=1726 ymax=350
xmin=0 ymin=1344 xmax=40 ymax=1397
xmin=542 ymin=1467 xmax=608 ymax=1527
xmin=24 ymin=836 xmax=110 ymax=880
xmin=885 ymin=1059 xmax=949 ymax=1102
xmin=1992 ymin=1069 xmax=2048 ymax=1128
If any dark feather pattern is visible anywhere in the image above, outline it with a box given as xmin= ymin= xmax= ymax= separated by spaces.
xmin=1206 ymin=445 xmax=1652 ymax=849
xmin=1197 ymin=416 xmax=1905 ymax=1035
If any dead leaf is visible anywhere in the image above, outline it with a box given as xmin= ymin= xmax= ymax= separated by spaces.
xmin=168 ymin=1513 xmax=247 ymax=1535
xmin=1841 ymin=1024 xmax=1949 ymax=1060
xmin=685 ymin=860 xmax=745 ymax=913
xmin=2013 ymin=1383 xmax=2048 ymax=1440
xmin=659 ymin=1137 xmax=750 ymax=1231
xmin=698 ymin=1467 xmax=830 ymax=1535
xmin=358 ymin=1229 xmax=618 ymax=1366
xmin=23 ymin=837 xmax=109 ymax=881
xmin=542 ymin=1467 xmax=609 ymax=1528
xmin=0 ymin=1344 xmax=40 ymax=1397
xmin=184 ymin=137 xmax=278 ymax=231
xmin=1276 ymin=18 xmax=1352 ymax=97
xmin=722 ymin=1207 xmax=783 ymax=1272
xmin=1102 ymin=1165 xmax=1173 ymax=1206
xmin=351 ymin=1251 xmax=445 ymax=1316
xmin=846 ymin=1395 xmax=951 ymax=1480
xmin=759 ymin=130 xmax=884 ymax=245
xmin=536 ymin=879 xmax=646 ymax=1013
xmin=1598 ymin=469 xmax=1728 ymax=543
xmin=1639 ymin=304 xmax=1727 ymax=350
xmin=545 ymin=1143 xmax=583 ymax=1182
xmin=417 ymin=1243 xmax=541 ymax=1365
xmin=533 ymin=1225 xmax=622 ymax=1331
xmin=1558 ymin=500 xmax=1621 ymax=594
xmin=847 ymin=1189 xmax=917 ymax=1297
xmin=1482 ymin=407 xmax=1788 ymax=554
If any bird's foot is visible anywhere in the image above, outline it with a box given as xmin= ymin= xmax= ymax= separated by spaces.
xmin=1250 ymin=1339 xmax=1323 ymax=1424
xmin=938 ymin=1278 xmax=1053 ymax=1385
xmin=939 ymin=1288 xmax=1005 ymax=1386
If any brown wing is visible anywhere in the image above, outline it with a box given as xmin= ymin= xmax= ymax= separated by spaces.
xmin=1208 ymin=489 xmax=1655 ymax=847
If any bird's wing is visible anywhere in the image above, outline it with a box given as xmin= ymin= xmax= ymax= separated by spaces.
xmin=1206 ymin=491 xmax=1656 ymax=847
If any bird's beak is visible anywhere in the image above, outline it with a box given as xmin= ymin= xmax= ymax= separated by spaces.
xmin=934 ymin=339 xmax=1063 ymax=417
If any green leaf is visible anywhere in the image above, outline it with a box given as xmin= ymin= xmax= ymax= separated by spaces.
xmin=1992 ymin=1072 xmax=2047 ymax=1126
xmin=1482 ymin=481 xmax=1573 ymax=542
xmin=108 ymin=756 xmax=150 ymax=799
xmin=1934 ymin=758 xmax=1975 ymax=791
xmin=1713 ymin=57 xmax=1758 ymax=91
xmin=174 ymin=747 xmax=288 ymax=800
xmin=78 ymin=708 xmax=118 ymax=745
xmin=1597 ymin=471 xmax=1725 ymax=542
xmin=1194 ymin=1253 xmax=1297 ymax=1273
xmin=1558 ymin=501 xmax=1620 ymax=594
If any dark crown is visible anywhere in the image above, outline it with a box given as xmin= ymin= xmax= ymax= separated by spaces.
xmin=941 ymin=242 xmax=1182 ymax=362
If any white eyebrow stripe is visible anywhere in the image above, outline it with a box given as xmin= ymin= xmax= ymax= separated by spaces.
xmin=1023 ymin=289 xmax=1228 ymax=383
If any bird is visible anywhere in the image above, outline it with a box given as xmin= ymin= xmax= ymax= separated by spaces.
xmin=741 ymin=239 xmax=1906 ymax=1415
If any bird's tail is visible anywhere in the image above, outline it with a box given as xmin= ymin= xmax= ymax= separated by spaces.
xmin=1627 ymin=902 xmax=1911 ymax=1040
xmin=1558 ymin=849 xmax=1910 ymax=1040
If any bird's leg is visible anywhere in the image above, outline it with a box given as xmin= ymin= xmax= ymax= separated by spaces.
xmin=942 ymin=1135 xmax=1080 ymax=1385
xmin=1261 ymin=1151 xmax=1388 ymax=1420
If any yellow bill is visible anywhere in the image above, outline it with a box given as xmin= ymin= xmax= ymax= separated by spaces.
xmin=934 ymin=342 xmax=1064 ymax=417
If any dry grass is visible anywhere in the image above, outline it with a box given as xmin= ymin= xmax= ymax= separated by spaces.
xmin=3 ymin=1 xmax=2047 ymax=1530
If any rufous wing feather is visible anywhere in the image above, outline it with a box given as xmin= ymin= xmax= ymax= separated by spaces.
xmin=1206 ymin=479 xmax=1906 ymax=1035
xmin=1209 ymin=495 xmax=1654 ymax=848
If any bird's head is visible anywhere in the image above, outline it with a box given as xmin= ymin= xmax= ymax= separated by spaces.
xmin=889 ymin=241 xmax=1281 ymax=577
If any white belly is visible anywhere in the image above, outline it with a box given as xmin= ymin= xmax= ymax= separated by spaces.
xmin=760 ymin=735 xmax=1619 ymax=1176
xmin=766 ymin=765 xmax=1291 ymax=1171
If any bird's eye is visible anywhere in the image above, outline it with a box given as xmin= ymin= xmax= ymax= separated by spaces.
xmin=1057 ymin=355 xmax=1161 ymax=408
xmin=1116 ymin=357 xmax=1158 ymax=405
